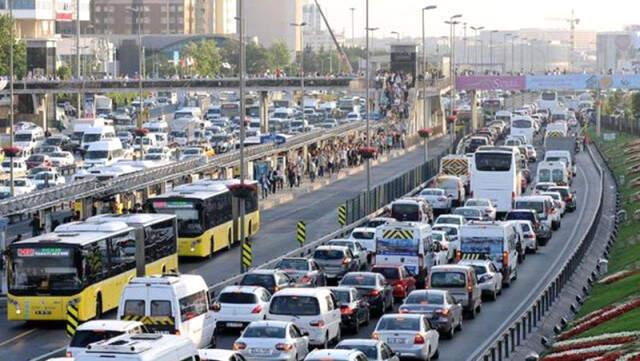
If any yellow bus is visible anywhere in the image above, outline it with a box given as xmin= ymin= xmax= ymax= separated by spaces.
xmin=6 ymin=214 xmax=178 ymax=322
xmin=148 ymin=179 xmax=260 ymax=258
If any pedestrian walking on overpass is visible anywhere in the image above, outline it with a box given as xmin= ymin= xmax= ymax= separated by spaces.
xmin=31 ymin=214 xmax=42 ymax=237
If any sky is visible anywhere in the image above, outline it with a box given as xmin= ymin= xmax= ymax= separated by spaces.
xmin=318 ymin=0 xmax=640 ymax=39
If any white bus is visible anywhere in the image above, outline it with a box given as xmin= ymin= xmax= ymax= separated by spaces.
xmin=510 ymin=116 xmax=535 ymax=144
xmin=537 ymin=90 xmax=559 ymax=111
xmin=471 ymin=147 xmax=521 ymax=215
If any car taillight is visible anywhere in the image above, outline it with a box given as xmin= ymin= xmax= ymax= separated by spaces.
xmin=175 ymin=329 xmax=181 ymax=336
xmin=414 ymin=334 xmax=425 ymax=344
xmin=233 ymin=342 xmax=247 ymax=350
xmin=342 ymin=258 xmax=350 ymax=266
xmin=372 ymin=332 xmax=380 ymax=340
xmin=340 ymin=305 xmax=353 ymax=315
xmin=455 ymin=250 xmax=462 ymax=262
xmin=436 ymin=308 xmax=450 ymax=316
xmin=369 ymin=289 xmax=380 ymax=297
xmin=211 ymin=303 xmax=221 ymax=312
xmin=251 ymin=305 xmax=263 ymax=314
xmin=300 ymin=274 xmax=312 ymax=284
xmin=66 ymin=352 xmax=72 ymax=357
xmin=276 ymin=343 xmax=293 ymax=352
xmin=512 ymin=191 xmax=516 ymax=200
xmin=310 ymin=320 xmax=325 ymax=327
xmin=503 ymin=251 xmax=509 ymax=267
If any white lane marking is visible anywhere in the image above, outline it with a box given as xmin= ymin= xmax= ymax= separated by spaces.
xmin=0 ymin=328 xmax=37 ymax=348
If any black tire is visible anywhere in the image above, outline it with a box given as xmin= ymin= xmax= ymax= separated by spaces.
xmin=210 ymin=332 xmax=217 ymax=348
xmin=433 ymin=347 xmax=440 ymax=359
xmin=353 ymin=317 xmax=360 ymax=334
xmin=321 ymin=333 xmax=329 ymax=349
xmin=95 ymin=294 xmax=103 ymax=319
xmin=491 ymin=289 xmax=498 ymax=301
xmin=364 ymin=309 xmax=370 ymax=325
xmin=446 ymin=325 xmax=455 ymax=339
xmin=210 ymin=236 xmax=217 ymax=257
xmin=455 ymin=317 xmax=463 ymax=331
xmin=333 ymin=328 xmax=341 ymax=346
xmin=468 ymin=306 xmax=476 ymax=319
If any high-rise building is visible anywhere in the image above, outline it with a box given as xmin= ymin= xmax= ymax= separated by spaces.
xmin=596 ymin=31 xmax=639 ymax=73
xmin=301 ymin=1 xmax=344 ymax=51
xmin=213 ymin=0 xmax=236 ymax=34
xmin=244 ymin=0 xmax=303 ymax=52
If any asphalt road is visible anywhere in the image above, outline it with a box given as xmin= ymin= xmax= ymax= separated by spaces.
xmin=0 ymin=135 xmax=452 ymax=361
xmin=211 ymin=145 xmax=601 ymax=361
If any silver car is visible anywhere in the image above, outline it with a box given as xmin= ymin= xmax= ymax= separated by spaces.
xmin=398 ymin=289 xmax=463 ymax=339
xmin=373 ymin=314 xmax=440 ymax=361
xmin=459 ymin=259 xmax=503 ymax=301
xmin=464 ymin=198 xmax=497 ymax=220
xmin=336 ymin=339 xmax=400 ymax=361
xmin=418 ymin=188 xmax=452 ymax=213
xmin=274 ymin=258 xmax=327 ymax=287
xmin=327 ymin=239 xmax=369 ymax=269
xmin=233 ymin=321 xmax=310 ymax=361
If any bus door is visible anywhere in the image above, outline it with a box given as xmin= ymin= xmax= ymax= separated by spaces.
xmin=232 ymin=197 xmax=240 ymax=244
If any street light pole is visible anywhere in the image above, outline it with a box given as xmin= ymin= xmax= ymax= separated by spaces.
xmin=511 ymin=35 xmax=518 ymax=75
xmin=365 ymin=0 xmax=371 ymax=214
xmin=76 ymin=0 xmax=82 ymax=116
xmin=349 ymin=7 xmax=355 ymax=47
xmin=9 ymin=0 xmax=14 ymax=197
xmin=503 ymin=33 xmax=511 ymax=74
xmin=445 ymin=14 xmax=462 ymax=152
xmin=422 ymin=5 xmax=437 ymax=164
xmin=237 ymin=0 xmax=248 ymax=273
xmin=290 ymin=22 xmax=307 ymax=127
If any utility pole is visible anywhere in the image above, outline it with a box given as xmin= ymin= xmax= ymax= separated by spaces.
xmin=365 ymin=0 xmax=371 ymax=214
xmin=76 ymin=0 xmax=82 ymax=116
xmin=9 ymin=0 xmax=14 ymax=197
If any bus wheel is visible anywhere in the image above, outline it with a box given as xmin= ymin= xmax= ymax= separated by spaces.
xmin=161 ymin=265 xmax=166 ymax=274
xmin=227 ymin=230 xmax=233 ymax=249
xmin=248 ymin=221 xmax=253 ymax=238
xmin=95 ymin=294 xmax=103 ymax=319
xmin=210 ymin=236 xmax=216 ymax=257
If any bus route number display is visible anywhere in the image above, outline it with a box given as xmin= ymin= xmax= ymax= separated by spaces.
xmin=17 ymin=248 xmax=70 ymax=257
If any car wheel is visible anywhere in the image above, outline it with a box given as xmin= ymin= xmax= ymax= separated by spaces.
xmin=426 ymin=347 xmax=431 ymax=361
xmin=433 ymin=347 xmax=440 ymax=359
xmin=322 ymin=333 xmax=329 ymax=349
xmin=469 ymin=306 xmax=476 ymax=319
xmin=446 ymin=324 xmax=455 ymax=339
xmin=364 ymin=309 xmax=371 ymax=325
xmin=455 ymin=317 xmax=463 ymax=331
xmin=334 ymin=327 xmax=342 ymax=345
xmin=491 ymin=289 xmax=498 ymax=301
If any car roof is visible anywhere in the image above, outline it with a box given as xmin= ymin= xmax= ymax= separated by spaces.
xmin=273 ymin=287 xmax=330 ymax=297
xmin=380 ymin=312 xmax=423 ymax=319
xmin=308 ymin=349 xmax=363 ymax=357
xmin=315 ymin=245 xmax=349 ymax=251
xmin=76 ymin=320 xmax=143 ymax=332
xmin=245 ymin=320 xmax=291 ymax=328
xmin=338 ymin=339 xmax=381 ymax=347
xmin=246 ymin=269 xmax=281 ymax=275
xmin=220 ymin=285 xmax=266 ymax=294
xmin=431 ymin=264 xmax=473 ymax=272
xmin=459 ymin=259 xmax=493 ymax=267
xmin=199 ymin=349 xmax=240 ymax=358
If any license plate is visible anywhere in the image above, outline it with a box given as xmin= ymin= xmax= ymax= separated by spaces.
xmin=388 ymin=337 xmax=406 ymax=344
xmin=251 ymin=348 xmax=271 ymax=354
xmin=226 ymin=322 xmax=243 ymax=328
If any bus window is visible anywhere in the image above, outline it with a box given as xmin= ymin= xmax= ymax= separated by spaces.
xmin=9 ymin=246 xmax=82 ymax=295
xmin=391 ymin=203 xmax=420 ymax=222
xmin=475 ymin=153 xmax=512 ymax=171
xmin=145 ymin=219 xmax=178 ymax=263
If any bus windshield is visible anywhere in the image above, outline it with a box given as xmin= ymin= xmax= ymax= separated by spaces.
xmin=512 ymin=119 xmax=532 ymax=128
xmin=475 ymin=153 xmax=512 ymax=172
xmin=9 ymin=246 xmax=82 ymax=295
xmin=151 ymin=200 xmax=203 ymax=237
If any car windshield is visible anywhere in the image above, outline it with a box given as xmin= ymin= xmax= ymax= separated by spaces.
xmin=405 ymin=292 xmax=444 ymax=305
xmin=468 ymin=265 xmax=488 ymax=276
xmin=70 ymin=330 xmax=125 ymax=348
xmin=421 ymin=189 xmax=443 ymax=196
xmin=454 ymin=208 xmax=480 ymax=217
xmin=28 ymin=155 xmax=44 ymax=162
xmin=515 ymin=201 xmax=544 ymax=214
xmin=313 ymin=249 xmax=344 ymax=260
xmin=436 ymin=216 xmax=459 ymax=225
xmin=466 ymin=200 xmax=489 ymax=207
xmin=269 ymin=296 xmax=320 ymax=316
xmin=507 ymin=212 xmax=535 ymax=221
xmin=336 ymin=344 xmax=377 ymax=359
xmin=377 ymin=316 xmax=420 ymax=331
xmin=83 ymin=134 xmax=102 ymax=143
xmin=241 ymin=274 xmax=275 ymax=288
xmin=430 ymin=271 xmax=466 ymax=288
xmin=276 ymin=259 xmax=308 ymax=271
xmin=243 ymin=325 xmax=286 ymax=338
xmin=218 ymin=292 xmax=258 ymax=304
xmin=341 ymin=274 xmax=376 ymax=286
xmin=331 ymin=289 xmax=351 ymax=304
xmin=372 ymin=267 xmax=400 ymax=280
xmin=85 ymin=151 xmax=109 ymax=160
xmin=328 ymin=241 xmax=354 ymax=250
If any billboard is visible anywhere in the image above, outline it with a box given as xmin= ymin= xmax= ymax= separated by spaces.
xmin=56 ymin=0 xmax=73 ymax=22
xmin=456 ymin=76 xmax=526 ymax=90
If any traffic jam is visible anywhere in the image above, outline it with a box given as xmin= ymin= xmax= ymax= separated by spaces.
xmin=10 ymin=90 xmax=588 ymax=361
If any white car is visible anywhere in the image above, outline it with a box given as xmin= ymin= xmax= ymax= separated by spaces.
xmin=509 ymin=220 xmax=538 ymax=253
xmin=179 ymin=147 xmax=205 ymax=160
xmin=541 ymin=191 xmax=567 ymax=216
xmin=1 ymin=158 xmax=27 ymax=177
xmin=212 ymin=286 xmax=272 ymax=331
xmin=199 ymin=349 xmax=247 ymax=361
xmin=233 ymin=321 xmax=310 ymax=361
xmin=432 ymin=224 xmax=461 ymax=255
xmin=525 ymin=144 xmax=537 ymax=161
xmin=433 ymin=214 xmax=465 ymax=227
xmin=32 ymin=171 xmax=66 ymax=189
xmin=336 ymin=339 xmax=401 ymax=361
xmin=373 ymin=314 xmax=440 ymax=361
xmin=431 ymin=230 xmax=453 ymax=264
xmin=418 ymin=188 xmax=452 ymax=213
xmin=66 ymin=320 xmax=148 ymax=358
xmin=49 ymin=151 xmax=75 ymax=167
xmin=327 ymin=239 xmax=369 ymax=269
xmin=305 ymin=349 xmax=368 ymax=361
xmin=1 ymin=178 xmax=36 ymax=196
xmin=459 ymin=259 xmax=504 ymax=301
xmin=464 ymin=198 xmax=497 ymax=220
xmin=349 ymin=227 xmax=377 ymax=255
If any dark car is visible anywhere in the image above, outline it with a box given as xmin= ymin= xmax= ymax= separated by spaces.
xmin=239 ymin=270 xmax=295 ymax=295
xmin=274 ymin=257 xmax=327 ymax=287
xmin=548 ymin=186 xmax=577 ymax=212
xmin=328 ymin=286 xmax=370 ymax=334
xmin=505 ymin=209 xmax=552 ymax=245
xmin=25 ymin=154 xmax=52 ymax=169
xmin=43 ymin=135 xmax=74 ymax=152
xmin=371 ymin=265 xmax=416 ymax=302
xmin=398 ymin=289 xmax=463 ymax=339
xmin=339 ymin=272 xmax=393 ymax=316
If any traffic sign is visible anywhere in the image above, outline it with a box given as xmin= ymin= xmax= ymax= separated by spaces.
xmin=242 ymin=242 xmax=252 ymax=269
xmin=297 ymin=221 xmax=306 ymax=245
xmin=338 ymin=205 xmax=347 ymax=226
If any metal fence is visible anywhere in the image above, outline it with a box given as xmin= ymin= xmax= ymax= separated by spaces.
xmin=601 ymin=116 xmax=640 ymax=136
xmin=469 ymin=144 xmax=606 ymax=361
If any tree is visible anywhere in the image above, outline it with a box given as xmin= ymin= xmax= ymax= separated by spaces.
xmin=183 ymin=40 xmax=222 ymax=77
xmin=56 ymin=64 xmax=72 ymax=80
xmin=0 ymin=15 xmax=26 ymax=78
xmin=246 ymin=42 xmax=271 ymax=75
xmin=631 ymin=91 xmax=640 ymax=119
xmin=268 ymin=41 xmax=290 ymax=70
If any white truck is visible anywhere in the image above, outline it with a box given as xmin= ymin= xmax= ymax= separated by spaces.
xmin=94 ymin=95 xmax=113 ymax=117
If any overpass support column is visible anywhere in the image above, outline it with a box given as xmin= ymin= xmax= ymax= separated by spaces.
xmin=259 ymin=91 xmax=269 ymax=133
xmin=470 ymin=90 xmax=479 ymax=131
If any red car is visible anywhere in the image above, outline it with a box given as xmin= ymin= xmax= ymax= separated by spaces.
xmin=25 ymin=154 xmax=52 ymax=169
xmin=371 ymin=264 xmax=416 ymax=302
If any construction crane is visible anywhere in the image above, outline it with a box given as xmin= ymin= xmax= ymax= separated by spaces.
xmin=547 ymin=9 xmax=580 ymax=71
xmin=313 ymin=0 xmax=354 ymax=74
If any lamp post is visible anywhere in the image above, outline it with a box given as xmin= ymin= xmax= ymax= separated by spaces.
xmin=290 ymin=22 xmax=307 ymax=126
xmin=9 ymin=0 xmax=14 ymax=197
xmin=445 ymin=14 xmax=462 ymax=152
xmin=364 ymin=0 xmax=375 ymax=214
xmin=126 ymin=6 xmax=144 ymax=128
xmin=237 ymin=0 xmax=248 ymax=273
xmin=349 ymin=7 xmax=355 ymax=47
xmin=421 ymin=5 xmax=437 ymax=164
xmin=489 ymin=30 xmax=498 ymax=74
xmin=76 ymin=0 xmax=81 ymax=117
xmin=470 ymin=26 xmax=483 ymax=73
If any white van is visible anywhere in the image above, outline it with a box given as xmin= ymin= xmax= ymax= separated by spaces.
xmin=174 ymin=107 xmax=203 ymax=120
xmin=84 ymin=139 xmax=125 ymax=168
xmin=544 ymin=150 xmax=576 ymax=177
xmin=81 ymin=126 xmax=116 ymax=152
xmin=536 ymin=161 xmax=570 ymax=186
xmin=66 ymin=320 xmax=148 ymax=358
xmin=267 ymin=288 xmax=340 ymax=348
xmin=14 ymin=128 xmax=45 ymax=155
xmin=117 ymin=274 xmax=216 ymax=348
xmin=76 ymin=333 xmax=198 ymax=361
xmin=459 ymin=222 xmax=520 ymax=286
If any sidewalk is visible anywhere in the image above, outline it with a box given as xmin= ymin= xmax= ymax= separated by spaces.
xmin=260 ymin=136 xmax=441 ymax=211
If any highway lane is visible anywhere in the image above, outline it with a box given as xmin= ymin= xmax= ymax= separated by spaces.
xmin=0 ymin=136 xmax=452 ymax=361
xmin=211 ymin=146 xmax=601 ymax=361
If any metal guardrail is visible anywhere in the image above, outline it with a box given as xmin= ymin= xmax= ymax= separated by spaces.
xmin=469 ymin=144 xmax=605 ymax=361
xmin=0 ymin=122 xmax=366 ymax=216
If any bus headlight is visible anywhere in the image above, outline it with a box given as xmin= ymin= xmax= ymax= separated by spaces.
xmin=190 ymin=239 xmax=201 ymax=252
xmin=8 ymin=298 xmax=20 ymax=314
